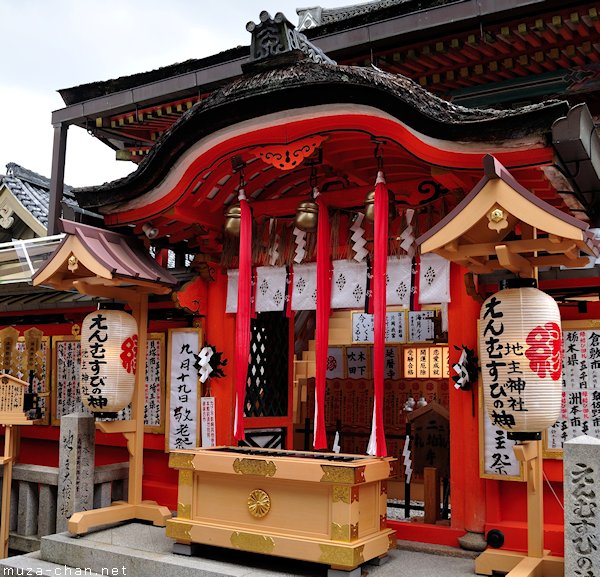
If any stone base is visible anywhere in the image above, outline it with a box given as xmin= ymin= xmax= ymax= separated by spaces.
xmin=327 ymin=567 xmax=361 ymax=577
xmin=9 ymin=533 xmax=41 ymax=553
xmin=367 ymin=553 xmax=390 ymax=566
xmin=172 ymin=542 xmax=201 ymax=556
xmin=24 ymin=521 xmax=479 ymax=577
xmin=458 ymin=531 xmax=487 ymax=552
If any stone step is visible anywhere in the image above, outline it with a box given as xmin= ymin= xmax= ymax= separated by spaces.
xmin=30 ymin=521 xmax=478 ymax=577
xmin=40 ymin=523 xmax=327 ymax=577
xmin=0 ymin=550 xmax=104 ymax=576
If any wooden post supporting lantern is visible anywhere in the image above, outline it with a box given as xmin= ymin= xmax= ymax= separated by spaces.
xmin=0 ymin=374 xmax=36 ymax=557
xmin=31 ymin=220 xmax=178 ymax=535
xmin=476 ymin=278 xmax=564 ymax=577
xmin=80 ymin=307 xmax=138 ymax=416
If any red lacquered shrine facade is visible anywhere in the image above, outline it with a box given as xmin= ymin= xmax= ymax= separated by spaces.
xmin=7 ymin=2 xmax=600 ymax=560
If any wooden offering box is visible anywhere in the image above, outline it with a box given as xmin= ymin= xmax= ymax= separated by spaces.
xmin=167 ymin=446 xmax=397 ymax=571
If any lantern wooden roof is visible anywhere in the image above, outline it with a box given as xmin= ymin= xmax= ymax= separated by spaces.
xmin=417 ymin=155 xmax=600 ymax=278
xmin=0 ymin=373 xmax=33 ymax=426
xmin=31 ymin=219 xmax=177 ymax=296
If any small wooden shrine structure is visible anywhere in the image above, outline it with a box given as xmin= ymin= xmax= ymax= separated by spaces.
xmin=32 ymin=219 xmax=177 ymax=534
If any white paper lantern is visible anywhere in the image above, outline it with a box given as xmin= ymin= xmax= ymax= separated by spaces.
xmin=479 ymin=279 xmax=562 ymax=440
xmin=80 ymin=308 xmax=138 ymax=415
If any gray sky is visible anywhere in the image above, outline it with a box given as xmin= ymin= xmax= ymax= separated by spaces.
xmin=0 ymin=0 xmax=363 ymax=187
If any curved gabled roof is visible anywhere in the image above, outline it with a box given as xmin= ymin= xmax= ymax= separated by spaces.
xmin=73 ymin=60 xmax=568 ymax=211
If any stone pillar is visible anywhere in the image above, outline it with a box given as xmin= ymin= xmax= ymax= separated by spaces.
xmin=564 ymin=435 xmax=600 ymax=577
xmin=17 ymin=481 xmax=38 ymax=536
xmin=56 ymin=413 xmax=95 ymax=533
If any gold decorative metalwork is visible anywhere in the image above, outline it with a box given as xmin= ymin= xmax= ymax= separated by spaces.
xmin=67 ymin=254 xmax=79 ymax=272
xmin=230 ymin=532 xmax=275 ymax=554
xmin=319 ymin=544 xmax=364 ymax=569
xmin=179 ymin=470 xmax=193 ymax=488
xmin=332 ymin=486 xmax=349 ymax=504
xmin=71 ymin=324 xmax=81 ymax=337
xmin=389 ymin=460 xmax=399 ymax=478
xmin=177 ymin=503 xmax=191 ymax=519
xmin=380 ymin=514 xmax=387 ymax=530
xmin=233 ymin=458 xmax=276 ymax=477
xmin=388 ymin=534 xmax=397 ymax=550
xmin=332 ymin=486 xmax=359 ymax=504
xmin=488 ymin=207 xmax=508 ymax=232
xmin=490 ymin=208 xmax=504 ymax=222
xmin=247 ymin=489 xmax=271 ymax=518
xmin=320 ymin=465 xmax=365 ymax=484
xmin=331 ymin=522 xmax=359 ymax=542
xmin=169 ymin=452 xmax=195 ymax=470
xmin=380 ymin=481 xmax=388 ymax=496
xmin=166 ymin=520 xmax=192 ymax=542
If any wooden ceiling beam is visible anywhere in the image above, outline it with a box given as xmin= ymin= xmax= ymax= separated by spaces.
xmin=495 ymin=244 xmax=534 ymax=277
xmin=439 ymin=238 xmax=581 ymax=258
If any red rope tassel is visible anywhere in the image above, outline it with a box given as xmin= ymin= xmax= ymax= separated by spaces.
xmin=234 ymin=194 xmax=252 ymax=441
xmin=368 ymin=173 xmax=388 ymax=457
xmin=314 ymin=193 xmax=331 ymax=450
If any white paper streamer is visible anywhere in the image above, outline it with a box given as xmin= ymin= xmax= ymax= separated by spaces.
xmin=453 ymin=348 xmax=469 ymax=390
xmin=225 ymin=269 xmax=239 ymax=313
xmin=293 ymin=227 xmax=306 ymax=264
xmin=402 ymin=435 xmax=413 ymax=483
xmin=350 ymin=212 xmax=368 ymax=263
xmin=366 ymin=407 xmax=377 ymax=456
xmin=400 ymin=208 xmax=415 ymax=257
xmin=269 ymin=231 xmax=280 ymax=267
xmin=197 ymin=346 xmax=214 ymax=383
xmin=332 ymin=431 xmax=341 ymax=453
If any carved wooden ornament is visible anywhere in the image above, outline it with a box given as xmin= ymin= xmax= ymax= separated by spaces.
xmin=253 ymin=135 xmax=327 ymax=171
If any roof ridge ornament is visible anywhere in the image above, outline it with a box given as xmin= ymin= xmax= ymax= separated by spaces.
xmin=244 ymin=11 xmax=335 ymax=73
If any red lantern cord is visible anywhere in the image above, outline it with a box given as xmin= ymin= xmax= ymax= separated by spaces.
xmin=368 ymin=171 xmax=388 ymax=457
xmin=234 ymin=191 xmax=252 ymax=441
xmin=314 ymin=192 xmax=331 ymax=450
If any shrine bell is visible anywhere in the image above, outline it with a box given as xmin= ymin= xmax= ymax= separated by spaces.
xmin=294 ymin=200 xmax=319 ymax=232
xmin=80 ymin=306 xmax=138 ymax=416
xmin=224 ymin=204 xmax=242 ymax=237
xmin=364 ymin=188 xmax=397 ymax=222
xmin=479 ymin=278 xmax=562 ymax=440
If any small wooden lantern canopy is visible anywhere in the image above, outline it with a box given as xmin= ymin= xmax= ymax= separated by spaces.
xmin=417 ymin=155 xmax=599 ymax=277
xmin=0 ymin=374 xmax=35 ymax=425
xmin=32 ymin=220 xmax=178 ymax=534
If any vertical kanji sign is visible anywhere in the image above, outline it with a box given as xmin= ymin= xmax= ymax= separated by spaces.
xmin=167 ymin=328 xmax=202 ymax=451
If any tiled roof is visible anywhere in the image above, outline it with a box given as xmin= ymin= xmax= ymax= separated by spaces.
xmin=297 ymin=0 xmax=453 ymax=31
xmin=0 ymin=163 xmax=76 ymax=229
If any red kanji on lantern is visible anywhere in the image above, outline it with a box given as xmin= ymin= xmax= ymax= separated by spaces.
xmin=525 ymin=322 xmax=562 ymax=381
xmin=120 ymin=335 xmax=138 ymax=374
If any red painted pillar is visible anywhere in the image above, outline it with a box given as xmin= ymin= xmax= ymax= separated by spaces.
xmin=206 ymin=267 xmax=236 ymax=446
xmin=448 ymin=264 xmax=487 ymax=550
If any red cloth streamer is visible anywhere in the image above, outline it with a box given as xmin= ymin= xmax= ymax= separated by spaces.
xmin=372 ymin=176 xmax=388 ymax=457
xmin=234 ymin=196 xmax=252 ymax=441
xmin=313 ymin=195 xmax=331 ymax=450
